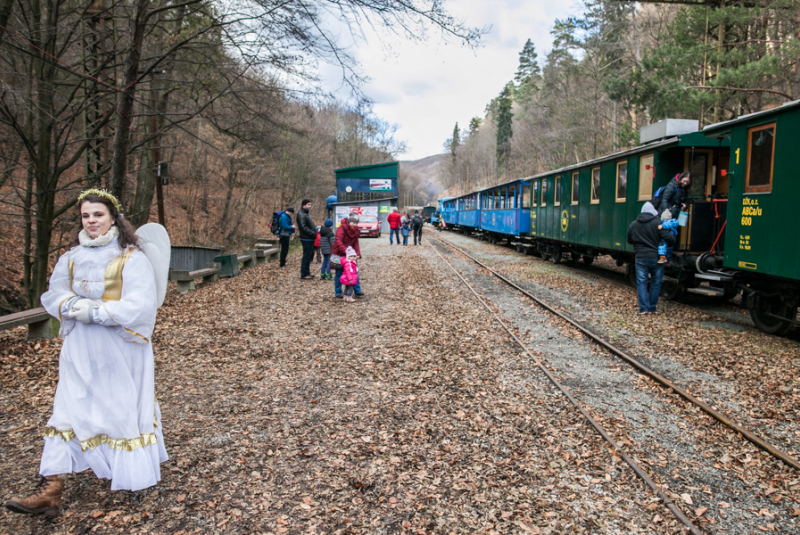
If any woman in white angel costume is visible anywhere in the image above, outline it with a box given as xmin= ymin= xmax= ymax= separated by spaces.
xmin=6 ymin=189 xmax=171 ymax=517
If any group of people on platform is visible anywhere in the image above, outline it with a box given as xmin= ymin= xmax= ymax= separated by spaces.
xmin=627 ymin=171 xmax=692 ymax=315
xmin=386 ymin=207 xmax=424 ymax=246
xmin=276 ymin=199 xmax=364 ymax=300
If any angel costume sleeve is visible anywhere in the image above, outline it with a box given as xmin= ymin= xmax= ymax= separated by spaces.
xmin=38 ymin=237 xmax=168 ymax=491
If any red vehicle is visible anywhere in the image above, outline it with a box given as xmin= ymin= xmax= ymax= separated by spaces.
xmin=357 ymin=215 xmax=381 ymax=238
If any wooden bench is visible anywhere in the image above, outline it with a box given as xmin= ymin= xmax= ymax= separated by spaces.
xmin=0 ymin=307 xmax=59 ymax=340
xmin=237 ymin=253 xmax=256 ymax=269
xmin=169 ymin=263 xmax=221 ymax=293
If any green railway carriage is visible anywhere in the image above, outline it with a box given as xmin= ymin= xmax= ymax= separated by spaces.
xmin=525 ymin=132 xmax=728 ymax=271
xmin=702 ymin=100 xmax=800 ymax=334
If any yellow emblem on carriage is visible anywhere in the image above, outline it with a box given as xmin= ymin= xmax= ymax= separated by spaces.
xmin=561 ymin=210 xmax=569 ymax=232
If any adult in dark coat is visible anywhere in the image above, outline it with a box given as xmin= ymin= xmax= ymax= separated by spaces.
xmin=332 ymin=214 xmax=362 ymax=298
xmin=658 ymin=172 xmax=691 ymax=220
xmin=627 ymin=202 xmax=677 ymax=314
xmin=319 ymin=219 xmax=335 ymax=279
xmin=410 ymin=211 xmax=424 ymax=245
xmin=296 ymin=199 xmax=316 ymax=279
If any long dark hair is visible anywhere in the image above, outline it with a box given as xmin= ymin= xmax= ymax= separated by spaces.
xmin=71 ymin=195 xmax=139 ymax=249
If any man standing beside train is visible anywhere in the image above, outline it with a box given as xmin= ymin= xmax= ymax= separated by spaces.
xmin=627 ymin=202 xmax=677 ymax=314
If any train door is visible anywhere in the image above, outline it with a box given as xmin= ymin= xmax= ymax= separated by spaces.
xmin=519 ymin=182 xmax=531 ymax=234
xmin=681 ymin=147 xmax=730 ymax=252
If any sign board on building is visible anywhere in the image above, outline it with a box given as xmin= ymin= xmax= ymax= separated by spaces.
xmin=369 ymin=179 xmax=392 ymax=191
xmin=379 ymin=205 xmax=390 ymax=213
xmin=335 ymin=206 xmax=379 ymax=226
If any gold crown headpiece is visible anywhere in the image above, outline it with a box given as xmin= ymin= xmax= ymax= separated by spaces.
xmin=77 ymin=188 xmax=122 ymax=213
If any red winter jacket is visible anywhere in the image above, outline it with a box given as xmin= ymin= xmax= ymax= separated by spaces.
xmin=333 ymin=219 xmax=361 ymax=258
xmin=387 ymin=211 xmax=402 ymax=229
xmin=314 ymin=229 xmax=321 ymax=247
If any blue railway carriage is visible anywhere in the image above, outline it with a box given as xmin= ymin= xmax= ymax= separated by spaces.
xmin=477 ymin=179 xmax=532 ymax=242
xmin=439 ymin=197 xmax=458 ymax=227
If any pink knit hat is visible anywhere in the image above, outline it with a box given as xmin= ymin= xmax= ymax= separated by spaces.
xmin=345 ymin=246 xmax=357 ymax=257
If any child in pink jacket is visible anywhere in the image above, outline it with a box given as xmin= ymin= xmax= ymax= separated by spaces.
xmin=340 ymin=246 xmax=359 ymax=302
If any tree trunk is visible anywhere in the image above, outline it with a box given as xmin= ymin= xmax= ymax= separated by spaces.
xmin=109 ymin=0 xmax=150 ymax=203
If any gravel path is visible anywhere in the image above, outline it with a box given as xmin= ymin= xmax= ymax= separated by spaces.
xmin=0 ymin=238 xmax=682 ymax=534
xmin=430 ymin=230 xmax=800 ymax=534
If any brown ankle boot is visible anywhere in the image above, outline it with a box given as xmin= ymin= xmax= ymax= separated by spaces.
xmin=6 ymin=475 xmax=65 ymax=517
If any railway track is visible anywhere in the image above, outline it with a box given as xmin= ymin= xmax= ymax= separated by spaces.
xmin=426 ymin=231 xmax=800 ymax=533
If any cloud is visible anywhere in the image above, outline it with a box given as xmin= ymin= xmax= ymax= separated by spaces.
xmin=319 ymin=0 xmax=579 ymax=160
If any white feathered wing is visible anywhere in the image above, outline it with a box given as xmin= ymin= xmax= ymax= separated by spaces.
xmin=135 ymin=223 xmax=170 ymax=308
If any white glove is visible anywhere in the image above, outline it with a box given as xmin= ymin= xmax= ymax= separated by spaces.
xmin=67 ymin=298 xmax=99 ymax=324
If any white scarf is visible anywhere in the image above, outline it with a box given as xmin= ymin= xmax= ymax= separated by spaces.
xmin=79 ymin=225 xmax=119 ymax=247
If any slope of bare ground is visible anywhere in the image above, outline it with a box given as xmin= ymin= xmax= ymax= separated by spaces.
xmin=0 ymin=239 xmax=683 ymax=534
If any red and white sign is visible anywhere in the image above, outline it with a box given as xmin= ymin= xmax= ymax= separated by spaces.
xmin=335 ymin=206 xmax=378 ymax=226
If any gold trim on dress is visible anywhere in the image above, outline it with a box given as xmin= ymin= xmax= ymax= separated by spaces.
xmin=68 ymin=260 xmax=75 ymax=292
xmin=44 ymin=403 xmax=162 ymax=452
xmin=102 ymin=248 xmax=133 ymax=301
xmin=124 ymin=327 xmax=149 ymax=343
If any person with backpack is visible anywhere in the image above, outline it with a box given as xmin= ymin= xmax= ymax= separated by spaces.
xmin=410 ymin=210 xmax=424 ymax=245
xmin=657 ymin=171 xmax=691 ymax=220
xmin=319 ymin=219 xmax=335 ymax=280
xmin=627 ymin=202 xmax=677 ymax=314
xmin=277 ymin=207 xmax=295 ymax=268
xmin=296 ymin=199 xmax=317 ymax=279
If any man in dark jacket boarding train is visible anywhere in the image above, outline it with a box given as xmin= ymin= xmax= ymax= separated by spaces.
xmin=627 ymin=202 xmax=677 ymax=315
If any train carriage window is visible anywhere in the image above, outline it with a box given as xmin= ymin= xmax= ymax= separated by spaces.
xmin=616 ymin=161 xmax=628 ymax=202
xmin=521 ymin=184 xmax=531 ymax=208
xmin=591 ymin=167 xmax=600 ymax=204
xmin=541 ymin=179 xmax=548 ymax=206
xmin=746 ymin=122 xmax=775 ymax=193
xmin=508 ymin=186 xmax=516 ymax=209
xmin=532 ymin=181 xmax=538 ymax=207
xmin=571 ymin=172 xmax=579 ymax=204
xmin=638 ymin=154 xmax=655 ymax=201
xmin=554 ymin=176 xmax=561 ymax=206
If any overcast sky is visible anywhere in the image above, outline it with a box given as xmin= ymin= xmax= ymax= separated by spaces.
xmin=318 ymin=0 xmax=580 ymax=161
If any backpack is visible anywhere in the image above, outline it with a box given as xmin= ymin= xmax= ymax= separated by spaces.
xmin=411 ymin=214 xmax=423 ymax=228
xmin=651 ymin=186 xmax=666 ymax=205
xmin=270 ymin=211 xmax=286 ymax=235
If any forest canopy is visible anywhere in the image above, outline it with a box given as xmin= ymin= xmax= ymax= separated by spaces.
xmin=0 ymin=0 xmax=484 ymax=310
xmin=440 ymin=0 xmax=800 ymax=193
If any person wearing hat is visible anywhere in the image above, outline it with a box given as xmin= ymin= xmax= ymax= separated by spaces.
xmin=296 ymin=199 xmax=317 ymax=279
xmin=319 ymin=219 xmax=335 ymax=280
xmin=332 ymin=214 xmax=363 ymax=298
xmin=278 ymin=207 xmax=296 ymax=268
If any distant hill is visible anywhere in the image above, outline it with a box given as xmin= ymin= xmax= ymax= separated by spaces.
xmin=399 ymin=154 xmax=444 ymax=206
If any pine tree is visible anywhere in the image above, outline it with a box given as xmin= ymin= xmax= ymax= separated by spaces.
xmin=514 ymin=39 xmax=541 ymax=100
xmin=468 ymin=117 xmax=482 ymax=137
xmin=495 ymin=83 xmax=514 ymax=177
xmin=450 ymin=122 xmax=460 ymax=168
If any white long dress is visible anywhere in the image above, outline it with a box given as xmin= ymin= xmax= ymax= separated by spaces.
xmin=39 ymin=237 xmax=168 ymax=491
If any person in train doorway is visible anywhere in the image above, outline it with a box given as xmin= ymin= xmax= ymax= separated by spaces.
xmin=387 ymin=207 xmax=402 ymax=245
xmin=411 ymin=210 xmax=424 ymax=245
xmin=278 ymin=207 xmax=296 ymax=268
xmin=655 ymin=171 xmax=691 ymax=264
xmin=657 ymin=171 xmax=691 ymax=221
xmin=297 ymin=199 xmax=317 ymax=279
xmin=626 ymin=202 xmax=677 ymax=315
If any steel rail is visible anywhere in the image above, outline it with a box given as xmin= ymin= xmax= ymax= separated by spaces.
xmin=426 ymin=238 xmax=704 ymax=535
xmin=430 ymin=232 xmax=800 ymax=472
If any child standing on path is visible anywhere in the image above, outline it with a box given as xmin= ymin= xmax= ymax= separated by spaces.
xmin=401 ymin=221 xmax=410 ymax=246
xmin=340 ymin=246 xmax=359 ymax=302
xmin=319 ymin=219 xmax=335 ymax=279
